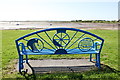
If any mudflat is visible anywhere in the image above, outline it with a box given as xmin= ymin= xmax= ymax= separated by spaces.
xmin=0 ymin=21 xmax=118 ymax=30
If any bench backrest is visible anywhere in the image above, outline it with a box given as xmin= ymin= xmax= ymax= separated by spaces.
xmin=15 ymin=28 xmax=104 ymax=54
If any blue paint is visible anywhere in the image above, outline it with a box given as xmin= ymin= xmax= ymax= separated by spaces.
xmin=57 ymin=29 xmax=66 ymax=33
xmin=55 ymin=49 xmax=67 ymax=54
xmin=78 ymin=37 xmax=94 ymax=52
xmin=27 ymin=38 xmax=42 ymax=53
xmin=53 ymin=39 xmax=62 ymax=47
xmin=53 ymin=32 xmax=70 ymax=47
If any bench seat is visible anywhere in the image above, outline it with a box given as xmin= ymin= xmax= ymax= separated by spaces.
xmin=20 ymin=49 xmax=99 ymax=55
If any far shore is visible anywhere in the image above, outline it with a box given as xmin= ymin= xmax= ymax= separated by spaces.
xmin=0 ymin=21 xmax=119 ymax=30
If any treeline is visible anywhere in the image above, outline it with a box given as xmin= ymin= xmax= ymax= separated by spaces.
xmin=71 ymin=20 xmax=119 ymax=23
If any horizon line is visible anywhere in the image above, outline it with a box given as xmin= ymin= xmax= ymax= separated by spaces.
xmin=0 ymin=20 xmax=118 ymax=22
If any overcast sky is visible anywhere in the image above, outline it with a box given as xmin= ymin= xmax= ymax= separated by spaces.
xmin=0 ymin=0 xmax=119 ymax=21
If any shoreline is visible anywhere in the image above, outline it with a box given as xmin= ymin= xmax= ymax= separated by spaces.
xmin=0 ymin=21 xmax=118 ymax=30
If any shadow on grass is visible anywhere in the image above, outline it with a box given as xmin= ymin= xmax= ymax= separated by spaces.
xmin=19 ymin=64 xmax=120 ymax=80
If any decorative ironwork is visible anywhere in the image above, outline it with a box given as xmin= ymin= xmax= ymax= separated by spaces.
xmin=27 ymin=38 xmax=44 ymax=53
xmin=78 ymin=37 xmax=94 ymax=52
xmin=53 ymin=32 xmax=70 ymax=47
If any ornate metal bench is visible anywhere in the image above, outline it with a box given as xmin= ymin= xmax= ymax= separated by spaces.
xmin=15 ymin=28 xmax=104 ymax=74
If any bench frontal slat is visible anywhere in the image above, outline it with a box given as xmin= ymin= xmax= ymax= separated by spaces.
xmin=20 ymin=49 xmax=99 ymax=55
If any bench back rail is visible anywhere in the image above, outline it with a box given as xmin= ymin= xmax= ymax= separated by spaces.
xmin=15 ymin=28 xmax=104 ymax=55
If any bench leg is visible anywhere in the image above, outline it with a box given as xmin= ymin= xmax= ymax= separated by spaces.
xmin=90 ymin=54 xmax=92 ymax=62
xmin=26 ymin=55 xmax=28 ymax=63
xmin=19 ymin=55 xmax=24 ymax=73
xmin=95 ymin=54 xmax=101 ymax=69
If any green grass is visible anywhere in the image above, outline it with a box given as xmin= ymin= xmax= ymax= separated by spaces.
xmin=2 ymin=29 xmax=119 ymax=79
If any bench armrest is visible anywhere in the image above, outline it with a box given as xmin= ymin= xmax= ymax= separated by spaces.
xmin=18 ymin=42 xmax=26 ymax=54
xmin=94 ymin=41 xmax=102 ymax=51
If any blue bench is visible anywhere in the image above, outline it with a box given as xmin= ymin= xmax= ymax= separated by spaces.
xmin=15 ymin=28 xmax=104 ymax=74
